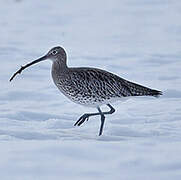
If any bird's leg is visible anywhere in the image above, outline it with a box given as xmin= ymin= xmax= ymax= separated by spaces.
xmin=74 ymin=112 xmax=100 ymax=126
xmin=74 ymin=103 xmax=115 ymax=127
xmin=97 ymin=107 xmax=105 ymax=136
xmin=103 ymin=104 xmax=115 ymax=115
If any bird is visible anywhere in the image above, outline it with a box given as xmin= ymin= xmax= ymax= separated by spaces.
xmin=10 ymin=46 xmax=162 ymax=136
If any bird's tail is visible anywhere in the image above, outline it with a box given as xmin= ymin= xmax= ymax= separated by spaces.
xmin=146 ymin=89 xmax=162 ymax=98
xmin=123 ymin=80 xmax=162 ymax=98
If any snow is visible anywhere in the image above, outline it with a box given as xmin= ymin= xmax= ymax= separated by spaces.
xmin=1 ymin=0 xmax=181 ymax=179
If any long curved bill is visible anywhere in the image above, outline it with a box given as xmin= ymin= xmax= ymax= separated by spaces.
xmin=9 ymin=55 xmax=47 ymax=82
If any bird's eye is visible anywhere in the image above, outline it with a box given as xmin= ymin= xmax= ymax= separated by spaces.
xmin=52 ymin=50 xmax=58 ymax=55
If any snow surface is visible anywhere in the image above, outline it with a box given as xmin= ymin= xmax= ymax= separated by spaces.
xmin=1 ymin=0 xmax=181 ymax=179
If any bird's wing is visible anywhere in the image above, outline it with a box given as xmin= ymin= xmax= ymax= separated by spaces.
xmin=69 ymin=68 xmax=162 ymax=98
xmin=69 ymin=68 xmax=133 ymax=98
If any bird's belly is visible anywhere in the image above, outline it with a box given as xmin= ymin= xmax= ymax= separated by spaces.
xmin=56 ymin=83 xmax=127 ymax=107
xmin=69 ymin=95 xmax=128 ymax=107
xmin=57 ymin=86 xmax=104 ymax=106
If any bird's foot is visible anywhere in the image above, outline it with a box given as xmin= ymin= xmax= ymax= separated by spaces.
xmin=74 ymin=114 xmax=90 ymax=126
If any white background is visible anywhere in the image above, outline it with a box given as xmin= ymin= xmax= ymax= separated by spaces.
xmin=0 ymin=0 xmax=181 ymax=179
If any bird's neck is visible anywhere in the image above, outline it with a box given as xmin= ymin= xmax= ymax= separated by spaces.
xmin=52 ymin=59 xmax=68 ymax=74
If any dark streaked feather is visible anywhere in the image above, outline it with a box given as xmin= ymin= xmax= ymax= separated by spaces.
xmin=66 ymin=67 xmax=162 ymax=99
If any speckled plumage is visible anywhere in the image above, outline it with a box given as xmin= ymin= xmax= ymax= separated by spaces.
xmin=10 ymin=46 xmax=162 ymax=136
xmin=52 ymin=66 xmax=161 ymax=107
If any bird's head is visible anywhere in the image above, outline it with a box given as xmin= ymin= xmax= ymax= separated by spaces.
xmin=9 ymin=46 xmax=67 ymax=81
xmin=46 ymin=46 xmax=66 ymax=62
